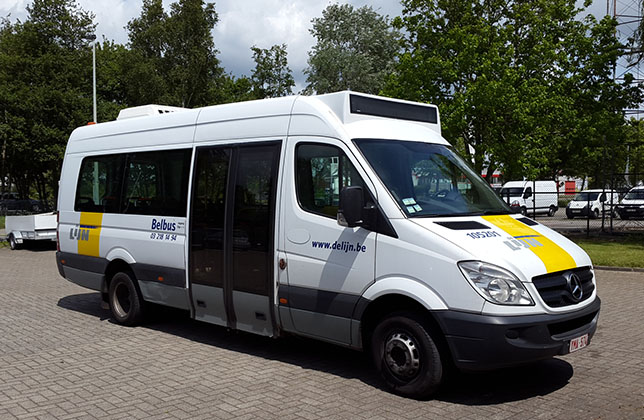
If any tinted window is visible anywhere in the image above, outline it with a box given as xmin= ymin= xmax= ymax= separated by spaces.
xmin=233 ymin=144 xmax=280 ymax=295
xmin=75 ymin=149 xmax=191 ymax=216
xmin=190 ymin=148 xmax=230 ymax=287
xmin=122 ymin=150 xmax=191 ymax=216
xmin=296 ymin=144 xmax=367 ymax=218
xmin=75 ymin=154 xmax=124 ymax=213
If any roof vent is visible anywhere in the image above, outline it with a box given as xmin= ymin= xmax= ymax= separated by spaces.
xmin=116 ymin=104 xmax=187 ymax=120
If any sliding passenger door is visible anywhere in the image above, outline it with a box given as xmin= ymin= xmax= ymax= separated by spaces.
xmin=189 ymin=142 xmax=281 ymax=336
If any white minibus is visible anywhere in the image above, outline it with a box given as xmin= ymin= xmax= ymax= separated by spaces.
xmin=56 ymin=92 xmax=600 ymax=399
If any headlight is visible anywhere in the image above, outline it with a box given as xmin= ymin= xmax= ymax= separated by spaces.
xmin=458 ymin=261 xmax=534 ymax=305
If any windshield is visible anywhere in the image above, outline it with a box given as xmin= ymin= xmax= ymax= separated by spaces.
xmin=574 ymin=192 xmax=600 ymax=201
xmin=624 ymin=189 xmax=644 ymax=200
xmin=354 ymin=139 xmax=511 ymax=217
xmin=499 ymin=187 xmax=524 ymax=196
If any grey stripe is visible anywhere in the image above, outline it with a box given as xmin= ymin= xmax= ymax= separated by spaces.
xmin=279 ymin=285 xmax=362 ymax=319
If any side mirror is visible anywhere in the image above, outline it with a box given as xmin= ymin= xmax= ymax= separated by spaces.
xmin=338 ymin=186 xmax=364 ymax=228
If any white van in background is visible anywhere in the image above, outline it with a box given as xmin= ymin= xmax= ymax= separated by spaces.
xmin=616 ymin=186 xmax=644 ymax=219
xmin=56 ymin=91 xmax=599 ymax=399
xmin=499 ymin=180 xmax=558 ymax=216
xmin=566 ymin=189 xmax=618 ymax=219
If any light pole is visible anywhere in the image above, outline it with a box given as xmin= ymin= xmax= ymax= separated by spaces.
xmin=88 ymin=34 xmax=97 ymax=123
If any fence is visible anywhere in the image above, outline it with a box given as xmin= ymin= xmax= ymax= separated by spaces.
xmin=502 ymin=175 xmax=644 ymax=235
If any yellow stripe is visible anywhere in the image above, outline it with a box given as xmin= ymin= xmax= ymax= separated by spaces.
xmin=482 ymin=215 xmax=576 ymax=273
xmin=78 ymin=212 xmax=103 ymax=257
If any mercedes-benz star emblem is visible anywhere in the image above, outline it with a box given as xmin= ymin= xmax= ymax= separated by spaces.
xmin=567 ymin=273 xmax=583 ymax=302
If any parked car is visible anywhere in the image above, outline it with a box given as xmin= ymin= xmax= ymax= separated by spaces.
xmin=566 ymin=189 xmax=619 ymax=219
xmin=0 ymin=192 xmax=43 ymax=214
xmin=616 ymin=186 xmax=644 ymax=219
xmin=499 ymin=180 xmax=558 ymax=216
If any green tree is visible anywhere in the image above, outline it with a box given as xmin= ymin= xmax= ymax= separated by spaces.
xmin=0 ymin=0 xmax=96 ymax=204
xmin=250 ymin=44 xmax=295 ymax=98
xmin=124 ymin=0 xmax=223 ymax=107
xmin=385 ymin=0 xmax=641 ymax=183
xmin=304 ymin=4 xmax=399 ymax=95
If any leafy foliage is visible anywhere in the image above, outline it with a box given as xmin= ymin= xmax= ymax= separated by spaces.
xmin=384 ymin=0 xmax=642 ymax=184
xmin=0 ymin=0 xmax=96 ymax=204
xmin=304 ymin=4 xmax=400 ymax=95
xmin=123 ymin=0 xmax=223 ymax=108
xmin=250 ymin=44 xmax=294 ymax=98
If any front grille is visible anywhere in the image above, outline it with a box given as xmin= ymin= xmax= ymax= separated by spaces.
xmin=532 ymin=267 xmax=594 ymax=307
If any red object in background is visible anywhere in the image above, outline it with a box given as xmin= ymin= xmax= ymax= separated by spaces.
xmin=565 ymin=181 xmax=576 ymax=195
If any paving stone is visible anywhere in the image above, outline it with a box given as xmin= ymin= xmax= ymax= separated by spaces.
xmin=0 ymin=247 xmax=643 ymax=419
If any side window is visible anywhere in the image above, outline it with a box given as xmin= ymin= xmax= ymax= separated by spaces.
xmin=75 ymin=154 xmax=124 ymax=213
xmin=122 ymin=149 xmax=191 ymax=216
xmin=296 ymin=143 xmax=367 ymax=218
xmin=75 ymin=149 xmax=191 ymax=216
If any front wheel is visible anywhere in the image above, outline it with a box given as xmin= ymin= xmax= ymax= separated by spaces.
xmin=592 ymin=208 xmax=599 ymax=219
xmin=371 ymin=313 xmax=443 ymax=399
xmin=108 ymin=271 xmax=144 ymax=326
xmin=8 ymin=234 xmax=19 ymax=250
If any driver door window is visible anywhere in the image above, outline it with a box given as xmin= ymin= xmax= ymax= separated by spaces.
xmin=296 ymin=144 xmax=367 ymax=218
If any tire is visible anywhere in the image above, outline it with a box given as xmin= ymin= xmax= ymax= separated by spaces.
xmin=8 ymin=234 xmax=19 ymax=250
xmin=520 ymin=207 xmax=527 ymax=216
xmin=592 ymin=208 xmax=599 ymax=219
xmin=548 ymin=206 xmax=556 ymax=217
xmin=371 ymin=313 xmax=443 ymax=399
xmin=108 ymin=271 xmax=145 ymax=326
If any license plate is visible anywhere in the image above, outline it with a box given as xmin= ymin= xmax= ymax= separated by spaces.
xmin=627 ymin=209 xmax=636 ymax=212
xmin=569 ymin=334 xmax=589 ymax=353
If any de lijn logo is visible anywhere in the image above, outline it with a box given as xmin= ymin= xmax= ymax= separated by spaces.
xmin=70 ymin=224 xmax=95 ymax=241
xmin=504 ymin=234 xmax=543 ymax=251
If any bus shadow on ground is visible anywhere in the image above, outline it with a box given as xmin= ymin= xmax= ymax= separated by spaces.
xmin=57 ymin=292 xmax=573 ymax=404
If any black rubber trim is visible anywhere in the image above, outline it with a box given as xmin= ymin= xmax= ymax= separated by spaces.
xmin=279 ymin=285 xmax=361 ymax=319
xmin=56 ymin=251 xmax=108 ymax=274
xmin=516 ymin=217 xmax=538 ymax=226
xmin=55 ymin=251 xmax=66 ymax=277
xmin=433 ymin=297 xmax=601 ymax=371
xmin=434 ymin=221 xmax=490 ymax=230
xmin=56 ymin=251 xmax=186 ymax=288
xmin=131 ymin=263 xmax=186 ymax=288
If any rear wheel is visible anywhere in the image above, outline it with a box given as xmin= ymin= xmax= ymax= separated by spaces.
xmin=520 ymin=206 xmax=527 ymax=216
xmin=548 ymin=206 xmax=556 ymax=217
xmin=371 ymin=313 xmax=442 ymax=399
xmin=592 ymin=208 xmax=599 ymax=219
xmin=108 ymin=271 xmax=144 ymax=326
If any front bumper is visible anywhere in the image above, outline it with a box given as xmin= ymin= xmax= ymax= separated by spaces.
xmin=566 ymin=206 xmax=593 ymax=218
xmin=617 ymin=206 xmax=644 ymax=218
xmin=433 ymin=297 xmax=601 ymax=371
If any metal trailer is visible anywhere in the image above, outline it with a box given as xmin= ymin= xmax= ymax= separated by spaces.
xmin=5 ymin=212 xmax=57 ymax=250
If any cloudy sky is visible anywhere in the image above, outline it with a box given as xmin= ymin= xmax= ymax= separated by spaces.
xmin=0 ymin=0 xmax=620 ymax=92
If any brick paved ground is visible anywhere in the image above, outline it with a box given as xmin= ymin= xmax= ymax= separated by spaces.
xmin=0 ymin=246 xmax=643 ymax=419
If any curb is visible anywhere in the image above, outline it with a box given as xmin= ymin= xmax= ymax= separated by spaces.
xmin=594 ymin=265 xmax=644 ymax=273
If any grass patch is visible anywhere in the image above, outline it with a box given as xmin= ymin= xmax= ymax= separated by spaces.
xmin=569 ymin=235 xmax=644 ymax=268
xmin=0 ymin=215 xmax=4 ymax=230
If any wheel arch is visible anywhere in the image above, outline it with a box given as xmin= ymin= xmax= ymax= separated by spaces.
xmin=103 ymin=258 xmax=136 ymax=295
xmin=357 ymin=282 xmax=452 ymax=364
